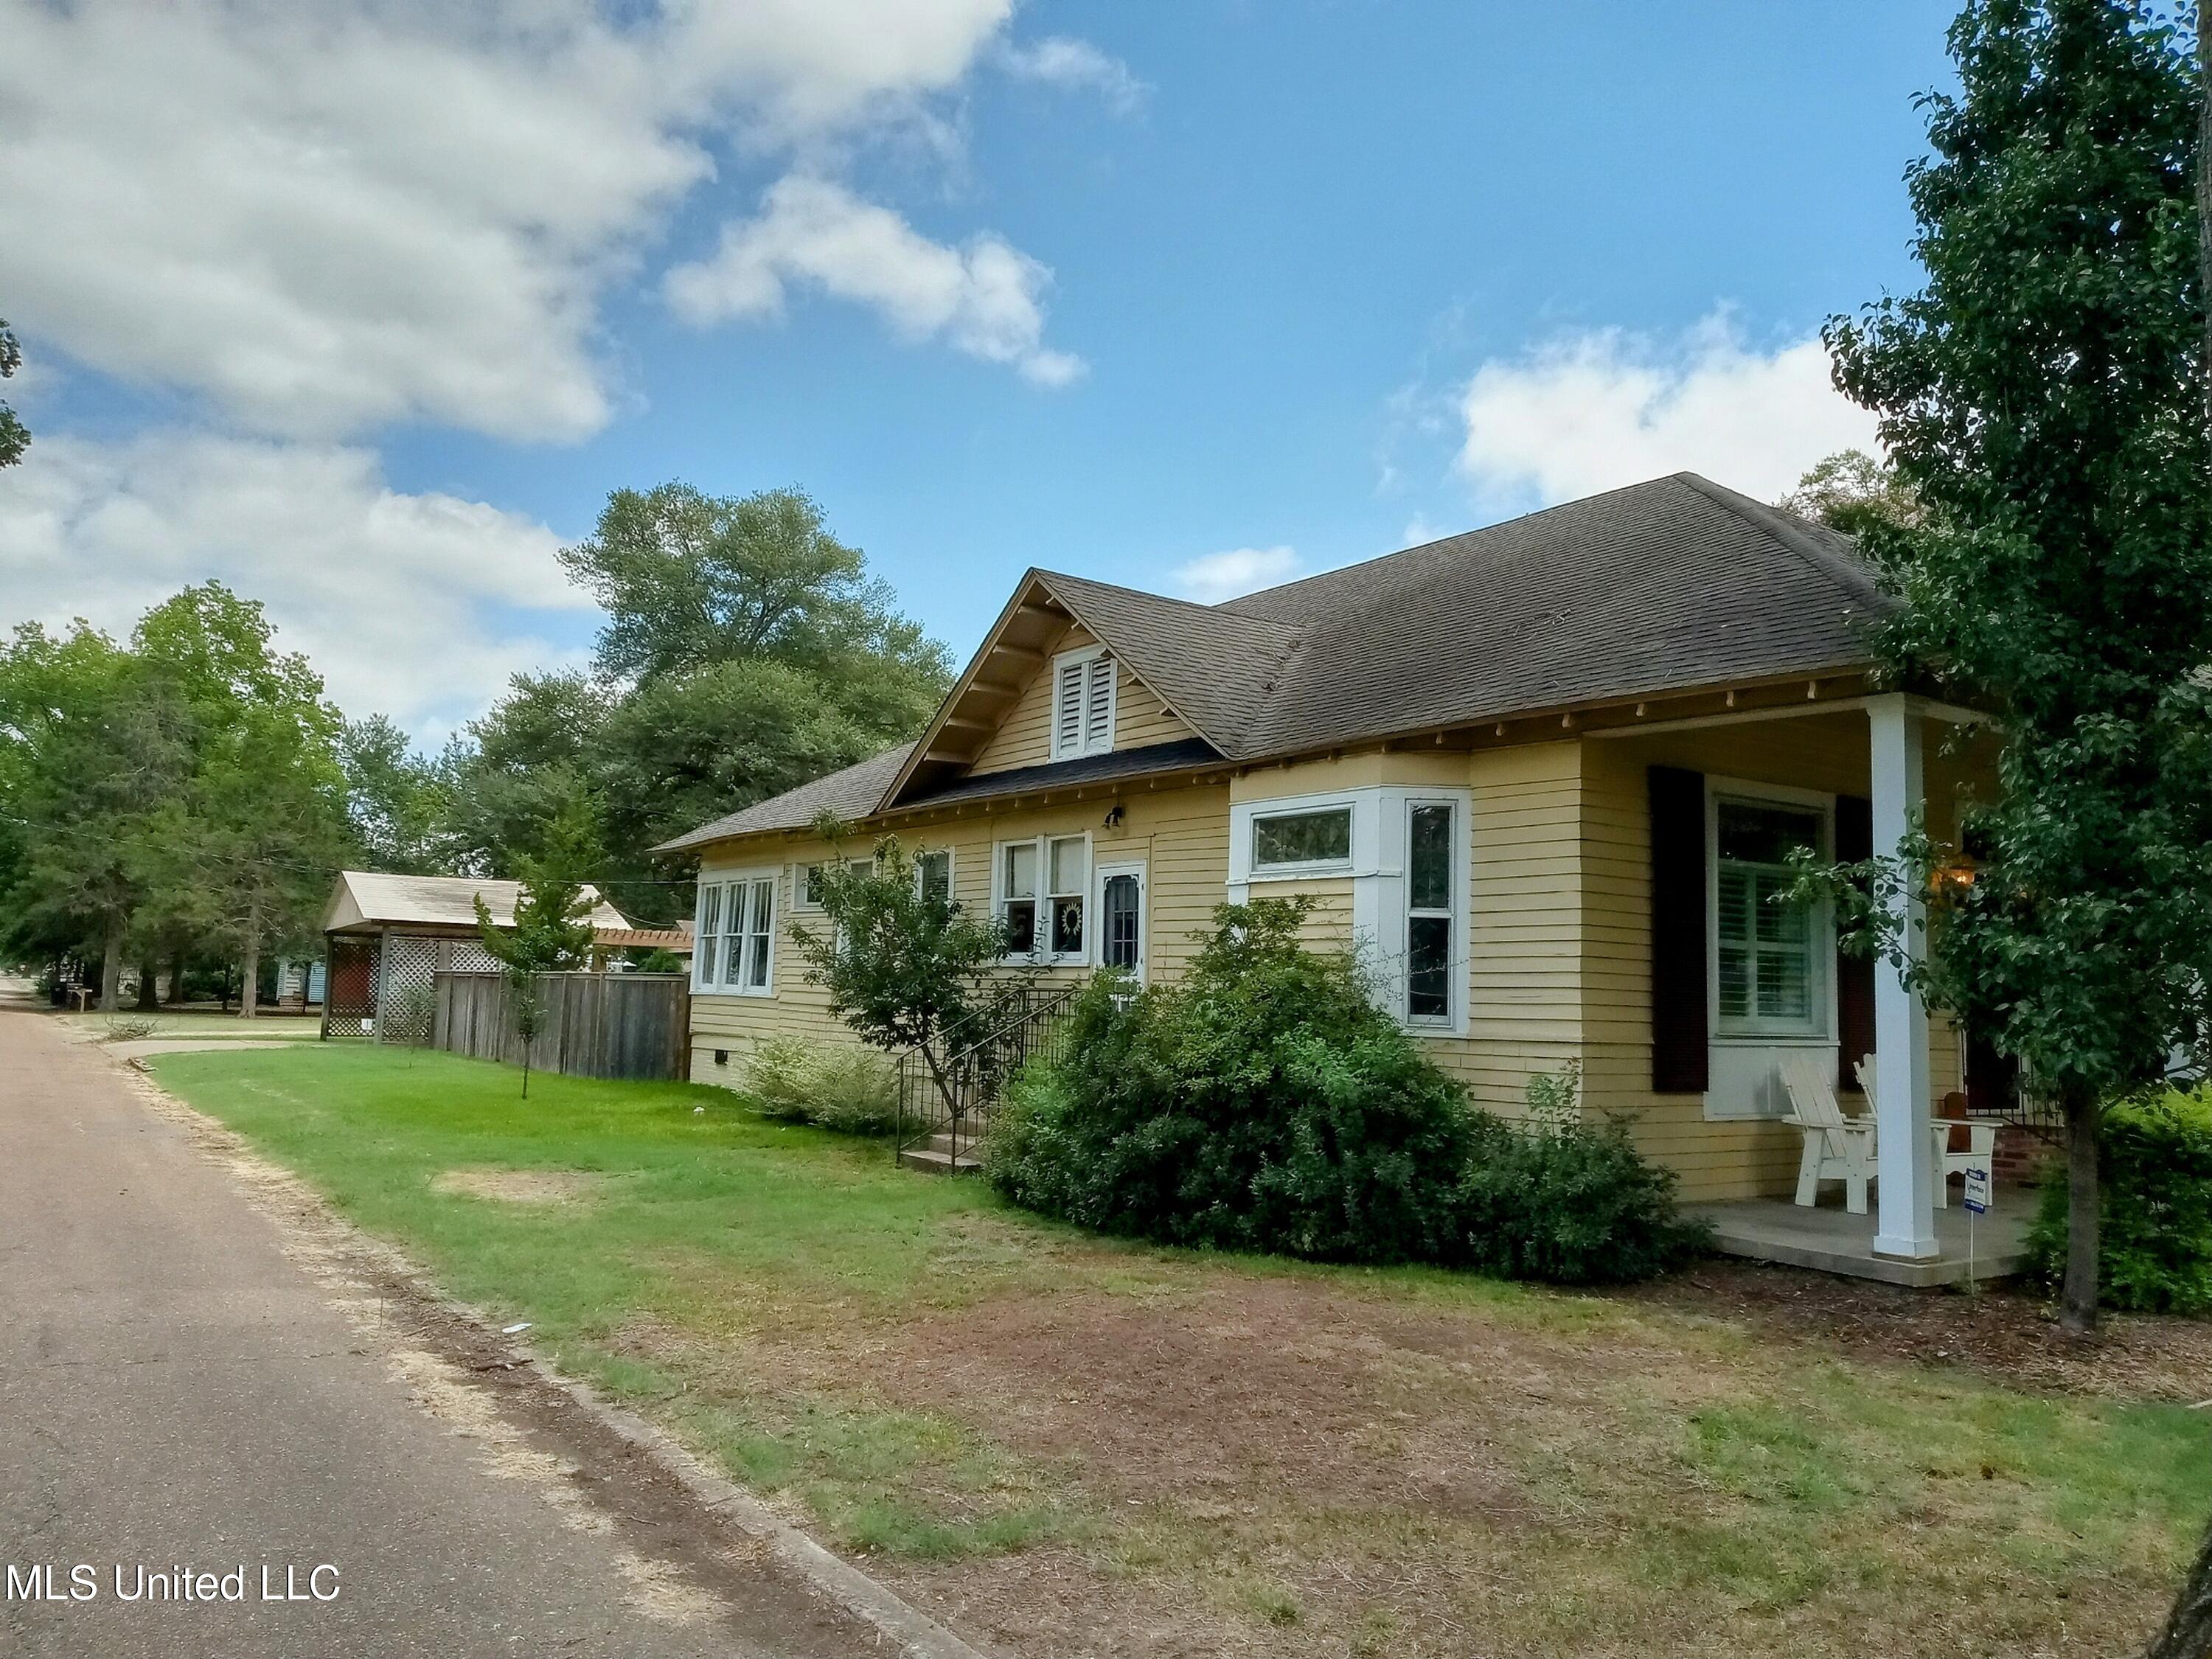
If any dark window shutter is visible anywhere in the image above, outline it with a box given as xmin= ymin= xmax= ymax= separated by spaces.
xmin=1648 ymin=766 xmax=1708 ymax=1093
xmin=1834 ymin=793 xmax=1876 ymax=1093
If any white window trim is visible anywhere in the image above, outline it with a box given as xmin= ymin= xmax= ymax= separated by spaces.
xmin=1698 ymin=776 xmax=1840 ymax=1124
xmin=1247 ymin=804 xmax=1357 ymax=877
xmin=1048 ymin=643 xmax=1116 ymax=762
xmin=991 ymin=831 xmax=1093 ymax=964
xmin=1399 ymin=796 xmax=1465 ymax=1031
xmin=1231 ymin=790 xmax=1363 ymax=883
xmin=1227 ymin=785 xmax=1470 ymax=1037
xmin=793 ymin=855 xmax=871 ymax=912
xmin=1705 ymin=778 xmax=1837 ymax=1044
xmin=694 ymin=866 xmax=778 ymax=997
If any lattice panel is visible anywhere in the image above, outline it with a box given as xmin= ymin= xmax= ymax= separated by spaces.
xmin=378 ymin=936 xmax=442 ymax=1045
xmin=324 ymin=936 xmax=380 ymax=1034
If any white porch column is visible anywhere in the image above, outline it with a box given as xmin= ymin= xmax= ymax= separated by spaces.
xmin=1868 ymin=695 xmax=1937 ymax=1259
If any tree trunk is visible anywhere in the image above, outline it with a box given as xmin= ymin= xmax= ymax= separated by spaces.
xmin=134 ymin=958 xmax=159 ymax=1012
xmin=167 ymin=949 xmax=188 ymax=1006
xmin=239 ymin=893 xmax=262 ymax=1020
xmin=99 ymin=913 xmax=125 ymax=1012
xmin=2059 ymin=1087 xmax=2101 ymax=1337
xmin=2148 ymin=1511 xmax=2212 ymax=1659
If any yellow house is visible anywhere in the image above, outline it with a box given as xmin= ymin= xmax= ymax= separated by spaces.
xmin=657 ymin=473 xmax=2006 ymax=1277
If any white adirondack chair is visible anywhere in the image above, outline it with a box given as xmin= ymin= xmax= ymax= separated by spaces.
xmin=1854 ymin=1060 xmax=1999 ymax=1209
xmin=1780 ymin=1054 xmax=1878 ymax=1215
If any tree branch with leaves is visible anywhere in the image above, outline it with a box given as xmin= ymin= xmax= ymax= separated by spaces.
xmin=785 ymin=816 xmax=1018 ymax=1116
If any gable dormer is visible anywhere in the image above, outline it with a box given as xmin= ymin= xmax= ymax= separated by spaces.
xmin=883 ymin=574 xmax=1217 ymax=806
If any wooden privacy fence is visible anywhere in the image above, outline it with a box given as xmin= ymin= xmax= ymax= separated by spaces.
xmin=431 ymin=971 xmax=690 ymax=1082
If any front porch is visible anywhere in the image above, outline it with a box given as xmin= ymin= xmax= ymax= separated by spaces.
xmin=1691 ymin=1188 xmax=2034 ymax=1288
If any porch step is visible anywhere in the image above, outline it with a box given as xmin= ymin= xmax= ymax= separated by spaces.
xmin=897 ymin=1145 xmax=987 ymax=1175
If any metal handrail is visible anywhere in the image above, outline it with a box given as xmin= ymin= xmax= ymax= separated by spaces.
xmin=894 ymin=981 xmax=1081 ymax=1166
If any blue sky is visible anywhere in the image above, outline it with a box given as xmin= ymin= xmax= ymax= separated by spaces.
xmin=0 ymin=1 xmax=1949 ymax=741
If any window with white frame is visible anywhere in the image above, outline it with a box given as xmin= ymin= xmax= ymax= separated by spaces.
xmin=695 ymin=874 xmax=775 ymax=995
xmin=1713 ymin=797 xmax=1827 ymax=1036
xmin=916 ymin=848 xmax=953 ymax=907
xmin=1405 ymin=801 xmax=1455 ymax=1023
xmin=1049 ymin=646 xmax=1116 ymax=761
xmin=796 ymin=858 xmax=870 ymax=909
xmin=1251 ymin=804 xmax=1353 ymax=872
xmin=998 ymin=834 xmax=1088 ymax=958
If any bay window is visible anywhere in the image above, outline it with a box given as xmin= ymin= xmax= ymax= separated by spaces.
xmin=1251 ymin=805 xmax=1352 ymax=872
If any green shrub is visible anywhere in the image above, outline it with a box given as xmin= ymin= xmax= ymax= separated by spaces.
xmin=987 ymin=901 xmax=1477 ymax=1265
xmin=744 ymin=1035 xmax=899 ymax=1136
xmin=1457 ymin=1112 xmax=1710 ymax=1285
xmin=2023 ymin=1086 xmax=2212 ymax=1315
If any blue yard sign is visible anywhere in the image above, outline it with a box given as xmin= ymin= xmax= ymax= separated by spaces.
xmin=1962 ymin=1166 xmax=1991 ymax=1216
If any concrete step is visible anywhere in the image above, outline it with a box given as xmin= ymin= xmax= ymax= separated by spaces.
xmin=897 ymin=1145 xmax=985 ymax=1175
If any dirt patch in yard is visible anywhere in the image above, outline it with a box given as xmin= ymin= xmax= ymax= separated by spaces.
xmin=1624 ymin=1257 xmax=2212 ymax=1401
xmin=432 ymin=1166 xmax=602 ymax=1206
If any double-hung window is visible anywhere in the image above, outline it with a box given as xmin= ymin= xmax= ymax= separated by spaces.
xmin=695 ymin=873 xmax=774 ymax=995
xmin=1049 ymin=647 xmax=1116 ymax=760
xmin=798 ymin=858 xmax=871 ymax=909
xmin=916 ymin=848 xmax=953 ymax=907
xmin=998 ymin=834 xmax=1088 ymax=959
xmin=1713 ymin=798 xmax=1826 ymax=1035
xmin=1405 ymin=801 xmax=1455 ymax=1023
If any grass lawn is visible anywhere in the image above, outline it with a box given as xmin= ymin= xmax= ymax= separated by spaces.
xmin=62 ymin=1009 xmax=328 ymax=1042
xmin=148 ymin=1044 xmax=2210 ymax=1659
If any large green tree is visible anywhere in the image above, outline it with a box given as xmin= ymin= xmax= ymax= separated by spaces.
xmin=338 ymin=714 xmax=456 ymax=874
xmin=132 ymin=585 xmax=352 ymax=1018
xmin=558 ymin=482 xmax=947 ymax=706
xmin=1824 ymin=0 xmax=2212 ymax=1335
xmin=0 ymin=623 xmax=189 ymax=1006
xmin=442 ymin=484 xmax=950 ymax=922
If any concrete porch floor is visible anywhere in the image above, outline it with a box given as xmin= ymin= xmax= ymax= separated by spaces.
xmin=1688 ymin=1189 xmax=2034 ymax=1288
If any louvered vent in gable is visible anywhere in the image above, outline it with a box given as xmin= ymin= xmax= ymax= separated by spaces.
xmin=1051 ymin=644 xmax=1116 ymax=761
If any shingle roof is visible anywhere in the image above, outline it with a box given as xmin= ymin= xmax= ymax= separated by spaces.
xmin=1215 ymin=473 xmax=1888 ymax=757
xmin=652 ymin=743 xmax=917 ymax=852
xmin=656 ymin=473 xmax=1891 ymax=855
xmin=1026 ymin=572 xmax=1304 ymax=754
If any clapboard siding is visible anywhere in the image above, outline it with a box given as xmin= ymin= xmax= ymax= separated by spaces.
xmin=686 ymin=783 xmax=1229 ymax=1085
xmin=968 ymin=623 xmax=1198 ymax=776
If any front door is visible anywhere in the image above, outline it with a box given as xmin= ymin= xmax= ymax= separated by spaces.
xmin=1096 ymin=861 xmax=1147 ymax=981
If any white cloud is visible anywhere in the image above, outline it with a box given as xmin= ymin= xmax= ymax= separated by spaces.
xmin=1170 ymin=546 xmax=1303 ymax=605
xmin=0 ymin=0 xmax=1062 ymax=439
xmin=664 ymin=176 xmax=1085 ymax=386
xmin=995 ymin=36 xmax=1146 ymax=112
xmin=0 ymin=431 xmax=588 ymax=734
xmin=1455 ymin=312 xmax=1879 ymax=512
